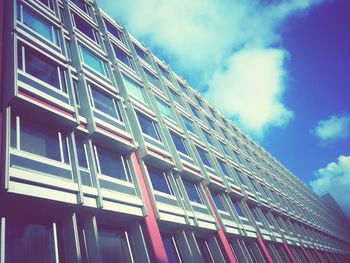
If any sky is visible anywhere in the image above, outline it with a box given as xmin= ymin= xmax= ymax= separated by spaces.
xmin=98 ymin=0 xmax=350 ymax=217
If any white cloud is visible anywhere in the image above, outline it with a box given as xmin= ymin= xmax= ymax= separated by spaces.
xmin=310 ymin=155 xmax=350 ymax=217
xmin=312 ymin=115 xmax=350 ymax=142
xmin=98 ymin=0 xmax=324 ymax=135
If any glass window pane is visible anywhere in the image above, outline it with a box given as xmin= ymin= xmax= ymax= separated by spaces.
xmin=97 ymin=146 xmax=129 ymax=181
xmin=145 ymin=69 xmax=161 ymax=90
xmin=159 ymin=66 xmax=171 ymax=80
xmin=23 ymin=7 xmax=57 ymax=44
xmin=6 ymin=220 xmax=55 ymax=263
xmin=76 ymin=136 xmax=88 ymax=169
xmin=197 ymin=147 xmax=211 ymax=167
xmin=183 ymin=180 xmax=202 ymax=204
xmin=123 ymin=75 xmax=145 ymax=102
xmin=71 ymin=0 xmax=89 ymax=14
xmin=162 ymin=234 xmax=181 ymax=263
xmin=136 ymin=113 xmax=160 ymax=140
xmin=212 ymin=192 xmax=225 ymax=211
xmin=91 ymin=86 xmax=119 ymax=119
xmin=196 ymin=237 xmax=214 ymax=263
xmin=233 ymin=203 xmax=245 ymax=217
xmin=147 ymin=165 xmax=171 ymax=194
xmin=104 ymin=18 xmax=124 ymax=42
xmin=134 ymin=45 xmax=148 ymax=62
xmin=73 ymin=13 xmax=97 ymax=43
xmin=217 ymin=159 xmax=228 ymax=176
xmin=20 ymin=118 xmax=61 ymax=161
xmin=190 ymin=105 xmax=200 ymax=119
xmin=182 ymin=116 xmax=194 ymax=134
xmin=203 ymin=130 xmax=213 ymax=146
xmin=169 ymin=89 xmax=183 ymax=106
xmin=156 ymin=98 xmax=174 ymax=119
xmin=25 ymin=47 xmax=60 ymax=89
xmin=170 ymin=132 xmax=188 ymax=155
xmin=113 ymin=44 xmax=133 ymax=69
xmin=99 ymin=228 xmax=132 ymax=263
xmin=81 ymin=46 xmax=106 ymax=76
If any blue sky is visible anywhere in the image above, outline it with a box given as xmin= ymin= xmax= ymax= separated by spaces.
xmin=98 ymin=0 xmax=350 ymax=216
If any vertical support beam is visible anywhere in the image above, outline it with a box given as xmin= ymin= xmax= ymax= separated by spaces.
xmin=130 ymin=152 xmax=168 ymax=263
xmin=0 ymin=218 xmax=5 ymax=263
xmin=257 ymin=237 xmax=274 ymax=263
xmin=202 ymin=185 xmax=237 ymax=263
xmin=301 ymin=246 xmax=313 ymax=263
xmin=283 ymin=242 xmax=297 ymax=263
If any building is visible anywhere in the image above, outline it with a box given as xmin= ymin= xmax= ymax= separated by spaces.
xmin=0 ymin=0 xmax=349 ymax=262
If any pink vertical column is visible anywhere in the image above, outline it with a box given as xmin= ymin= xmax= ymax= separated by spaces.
xmin=283 ymin=242 xmax=297 ymax=263
xmin=202 ymin=185 xmax=237 ymax=263
xmin=257 ymin=237 xmax=274 ymax=263
xmin=300 ymin=246 xmax=313 ymax=263
xmin=131 ymin=153 xmax=168 ymax=263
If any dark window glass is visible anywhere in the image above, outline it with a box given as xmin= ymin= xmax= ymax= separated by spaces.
xmin=77 ymin=225 xmax=89 ymax=263
xmin=147 ymin=165 xmax=171 ymax=194
xmin=220 ymin=142 xmax=230 ymax=156
xmin=182 ymin=116 xmax=194 ymax=134
xmin=113 ymin=44 xmax=134 ymax=69
xmin=190 ymin=105 xmax=200 ymax=119
xmin=170 ymin=132 xmax=188 ymax=155
xmin=178 ymin=82 xmax=189 ymax=96
xmin=20 ymin=118 xmax=62 ymax=162
xmin=159 ymin=65 xmax=171 ymax=80
xmin=196 ymin=237 xmax=214 ymax=263
xmin=206 ymin=117 xmax=216 ymax=130
xmin=145 ymin=69 xmax=161 ymax=90
xmin=73 ymin=13 xmax=98 ymax=43
xmin=250 ymin=208 xmax=260 ymax=222
xmin=211 ymin=191 xmax=225 ymax=211
xmin=136 ymin=113 xmax=160 ymax=140
xmin=134 ymin=45 xmax=149 ymax=62
xmin=22 ymin=6 xmax=58 ymax=45
xmin=71 ymin=0 xmax=90 ymax=15
xmin=91 ymin=86 xmax=120 ymax=120
xmin=6 ymin=220 xmax=55 ymax=263
xmin=96 ymin=146 xmax=129 ymax=181
xmin=217 ymin=159 xmax=228 ymax=176
xmin=99 ymin=228 xmax=132 ymax=263
xmin=233 ymin=203 xmax=245 ymax=217
xmin=11 ymin=115 xmax=17 ymax=148
xmin=183 ymin=180 xmax=202 ymax=204
xmin=169 ymin=89 xmax=183 ymax=106
xmin=162 ymin=234 xmax=181 ymax=263
xmin=197 ymin=147 xmax=211 ymax=167
xmin=221 ymin=129 xmax=229 ymax=140
xmin=76 ymin=136 xmax=88 ymax=169
xmin=249 ymin=178 xmax=259 ymax=192
xmin=37 ymin=0 xmax=53 ymax=9
xmin=203 ymin=130 xmax=213 ymax=146
xmin=104 ymin=18 xmax=124 ymax=42
xmin=25 ymin=47 xmax=61 ymax=89
xmin=235 ymin=170 xmax=246 ymax=185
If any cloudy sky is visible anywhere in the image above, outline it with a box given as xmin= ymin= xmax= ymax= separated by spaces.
xmin=98 ymin=0 xmax=350 ymax=216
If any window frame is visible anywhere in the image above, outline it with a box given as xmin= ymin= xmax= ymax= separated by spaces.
xmin=135 ymin=112 xmax=161 ymax=141
xmin=72 ymin=12 xmax=100 ymax=45
xmin=147 ymin=165 xmax=173 ymax=195
xmin=79 ymin=44 xmax=108 ymax=77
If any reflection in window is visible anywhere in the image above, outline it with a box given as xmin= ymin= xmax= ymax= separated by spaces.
xmin=169 ymin=89 xmax=184 ymax=107
xmin=145 ymin=69 xmax=161 ymax=90
xmin=19 ymin=5 xmax=58 ymax=45
xmin=183 ymin=180 xmax=202 ymax=204
xmin=181 ymin=116 xmax=195 ymax=134
xmin=217 ymin=159 xmax=229 ymax=176
xmin=136 ymin=113 xmax=160 ymax=141
xmin=233 ymin=202 xmax=245 ymax=217
xmin=123 ymin=75 xmax=145 ymax=102
xmin=170 ymin=132 xmax=188 ymax=155
xmin=80 ymin=45 xmax=107 ymax=77
xmin=162 ymin=234 xmax=182 ymax=263
xmin=211 ymin=191 xmax=226 ymax=211
xmin=196 ymin=237 xmax=215 ymax=263
xmin=190 ymin=105 xmax=200 ymax=119
xmin=90 ymin=85 xmax=121 ymax=120
xmin=95 ymin=146 xmax=130 ymax=182
xmin=98 ymin=228 xmax=133 ymax=263
xmin=159 ymin=65 xmax=171 ymax=81
xmin=18 ymin=44 xmax=67 ymax=92
xmin=113 ymin=44 xmax=134 ymax=69
xmin=6 ymin=220 xmax=55 ymax=263
xmin=196 ymin=147 xmax=211 ymax=168
xmin=147 ymin=165 xmax=172 ymax=194
xmin=156 ymin=98 xmax=174 ymax=119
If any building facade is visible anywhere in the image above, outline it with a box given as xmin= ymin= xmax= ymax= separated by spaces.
xmin=0 ymin=0 xmax=349 ymax=262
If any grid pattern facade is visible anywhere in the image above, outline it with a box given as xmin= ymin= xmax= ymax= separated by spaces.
xmin=0 ymin=0 xmax=349 ymax=262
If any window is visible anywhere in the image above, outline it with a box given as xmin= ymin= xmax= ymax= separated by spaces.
xmin=233 ymin=202 xmax=245 ymax=217
xmin=134 ymin=44 xmax=149 ymax=63
xmin=18 ymin=44 xmax=67 ymax=92
xmin=183 ymin=179 xmax=203 ymax=204
xmin=219 ymin=142 xmax=230 ymax=156
xmin=73 ymin=13 xmax=99 ymax=44
xmin=122 ymin=75 xmax=145 ymax=102
xmin=190 ymin=105 xmax=200 ymax=119
xmin=169 ymin=89 xmax=184 ymax=107
xmin=159 ymin=65 xmax=171 ymax=81
xmin=235 ymin=170 xmax=246 ymax=186
xmin=203 ymin=130 xmax=214 ymax=146
xmin=178 ymin=81 xmax=189 ymax=96
xmin=162 ymin=234 xmax=182 ymax=263
xmin=211 ymin=191 xmax=225 ymax=211
xmin=11 ymin=115 xmax=69 ymax=163
xmin=136 ymin=113 xmax=160 ymax=140
xmin=90 ymin=85 xmax=122 ymax=120
xmin=221 ymin=129 xmax=229 ymax=141
xmin=113 ymin=44 xmax=134 ymax=69
xmin=197 ymin=147 xmax=211 ymax=168
xmin=147 ymin=165 xmax=172 ymax=194
xmin=196 ymin=96 xmax=204 ymax=108
xmin=98 ymin=228 xmax=133 ymax=263
xmin=181 ymin=116 xmax=195 ymax=134
xmin=196 ymin=237 xmax=214 ymax=263
xmin=6 ymin=220 xmax=56 ymax=263
xmin=80 ymin=45 xmax=107 ymax=76
xmin=95 ymin=146 xmax=130 ymax=182
xmin=18 ymin=5 xmax=59 ymax=45
xmin=76 ymin=136 xmax=88 ymax=169
xmin=155 ymin=98 xmax=174 ymax=119
xmin=144 ymin=69 xmax=161 ymax=90
xmin=104 ymin=18 xmax=125 ymax=43
xmin=217 ymin=159 xmax=229 ymax=176
xmin=71 ymin=0 xmax=92 ymax=16
xmin=206 ymin=117 xmax=216 ymax=130
xmin=250 ymin=208 xmax=261 ymax=222
xmin=37 ymin=0 xmax=54 ymax=10
xmin=170 ymin=132 xmax=188 ymax=155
